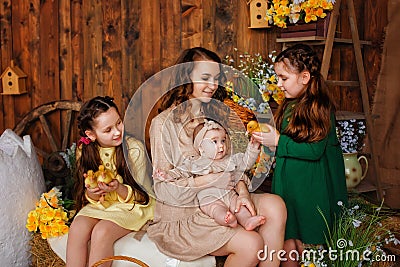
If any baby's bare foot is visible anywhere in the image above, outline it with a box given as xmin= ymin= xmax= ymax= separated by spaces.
xmin=244 ymin=215 xmax=266 ymax=231
xmin=225 ymin=211 xmax=238 ymax=228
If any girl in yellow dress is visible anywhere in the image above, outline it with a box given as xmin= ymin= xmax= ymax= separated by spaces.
xmin=66 ymin=96 xmax=154 ymax=267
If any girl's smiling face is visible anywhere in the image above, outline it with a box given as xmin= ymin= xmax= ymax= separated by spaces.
xmin=190 ymin=60 xmax=221 ymax=103
xmin=85 ymin=107 xmax=123 ymax=148
xmin=274 ymin=61 xmax=310 ymax=99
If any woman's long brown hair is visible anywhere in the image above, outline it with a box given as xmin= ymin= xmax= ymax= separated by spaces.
xmin=274 ymin=44 xmax=336 ymax=143
xmin=74 ymin=96 xmax=150 ymax=211
xmin=158 ymin=47 xmax=229 ymax=128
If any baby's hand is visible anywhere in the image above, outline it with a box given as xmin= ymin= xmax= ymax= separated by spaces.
xmin=153 ymin=169 xmax=174 ymax=181
xmin=249 ymin=136 xmax=261 ymax=149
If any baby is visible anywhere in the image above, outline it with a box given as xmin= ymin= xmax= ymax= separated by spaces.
xmin=154 ymin=119 xmax=266 ymax=230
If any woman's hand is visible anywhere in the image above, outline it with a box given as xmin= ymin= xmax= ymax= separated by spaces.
xmin=251 ymin=124 xmax=280 ymax=147
xmin=235 ymin=181 xmax=256 ymax=216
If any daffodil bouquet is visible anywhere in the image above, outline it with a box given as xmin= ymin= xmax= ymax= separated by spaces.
xmin=26 ymin=187 xmax=71 ymax=239
xmin=266 ymin=0 xmax=335 ymax=28
xmin=224 ymin=49 xmax=284 ymax=113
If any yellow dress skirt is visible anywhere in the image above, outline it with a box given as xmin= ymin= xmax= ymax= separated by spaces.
xmin=77 ymin=186 xmax=155 ymax=231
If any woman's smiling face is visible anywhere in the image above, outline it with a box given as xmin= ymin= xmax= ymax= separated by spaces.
xmin=190 ymin=60 xmax=221 ymax=103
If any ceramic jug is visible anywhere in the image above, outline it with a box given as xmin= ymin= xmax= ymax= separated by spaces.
xmin=343 ymin=152 xmax=369 ymax=189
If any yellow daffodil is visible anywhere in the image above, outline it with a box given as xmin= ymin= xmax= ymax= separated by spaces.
xmin=26 ymin=187 xmax=71 ymax=239
xmin=267 ymin=0 xmax=334 ymax=28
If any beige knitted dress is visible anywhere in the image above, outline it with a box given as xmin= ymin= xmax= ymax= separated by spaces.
xmin=147 ymin=107 xmax=241 ymax=261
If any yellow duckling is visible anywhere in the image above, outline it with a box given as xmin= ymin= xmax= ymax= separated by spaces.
xmin=84 ymin=170 xmax=98 ymax=189
xmin=246 ymin=120 xmax=271 ymax=135
xmin=95 ymin=165 xmax=115 ymax=184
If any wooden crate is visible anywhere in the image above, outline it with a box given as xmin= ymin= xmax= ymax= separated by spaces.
xmin=279 ymin=14 xmax=330 ymax=38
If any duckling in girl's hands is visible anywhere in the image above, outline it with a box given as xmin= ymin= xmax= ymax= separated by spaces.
xmin=84 ymin=165 xmax=115 ymax=188
xmin=95 ymin=165 xmax=115 ymax=184
xmin=84 ymin=170 xmax=98 ymax=189
xmin=246 ymin=120 xmax=271 ymax=136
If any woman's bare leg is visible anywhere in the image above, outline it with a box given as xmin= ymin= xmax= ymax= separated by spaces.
xmin=87 ymin=220 xmax=131 ymax=267
xmin=66 ymin=216 xmax=99 ymax=267
xmin=252 ymin=193 xmax=287 ymax=267
xmin=210 ymin=226 xmax=264 ymax=267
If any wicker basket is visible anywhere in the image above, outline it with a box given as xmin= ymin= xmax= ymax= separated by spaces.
xmin=224 ymin=98 xmax=256 ymax=130
xmin=91 ymin=255 xmax=149 ymax=267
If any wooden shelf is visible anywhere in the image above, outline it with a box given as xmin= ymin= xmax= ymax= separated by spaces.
xmin=349 ymin=179 xmax=391 ymax=194
xmin=276 ymin=36 xmax=372 ymax=45
xmin=336 ymin=110 xmax=365 ymax=120
xmin=326 ymin=80 xmax=360 ymax=87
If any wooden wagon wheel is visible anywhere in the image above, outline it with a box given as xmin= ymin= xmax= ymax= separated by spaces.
xmin=13 ymin=100 xmax=82 ymax=160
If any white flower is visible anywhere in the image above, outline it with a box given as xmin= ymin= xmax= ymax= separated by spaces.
xmin=337 ymin=201 xmax=343 ymax=206
xmin=352 ymin=219 xmax=362 ymax=228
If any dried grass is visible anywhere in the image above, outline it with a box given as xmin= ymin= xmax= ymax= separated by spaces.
xmin=29 ymin=233 xmax=65 ymax=267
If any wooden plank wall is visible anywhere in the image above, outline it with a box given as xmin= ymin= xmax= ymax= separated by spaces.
xmin=0 ymin=0 xmax=388 ymax=145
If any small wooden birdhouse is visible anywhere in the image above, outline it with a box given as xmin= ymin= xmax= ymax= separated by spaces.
xmin=248 ymin=0 xmax=270 ymax=28
xmin=1 ymin=60 xmax=28 ymax=95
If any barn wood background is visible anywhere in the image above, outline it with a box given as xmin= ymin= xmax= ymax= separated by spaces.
xmin=0 ymin=1 xmax=387 ymax=156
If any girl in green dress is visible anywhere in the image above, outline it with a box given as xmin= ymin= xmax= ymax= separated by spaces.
xmin=251 ymin=44 xmax=348 ymax=266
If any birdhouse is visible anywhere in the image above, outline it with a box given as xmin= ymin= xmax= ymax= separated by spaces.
xmin=1 ymin=60 xmax=28 ymax=95
xmin=248 ymin=0 xmax=270 ymax=28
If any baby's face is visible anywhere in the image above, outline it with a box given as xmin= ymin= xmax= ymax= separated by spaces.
xmin=199 ymin=129 xmax=227 ymax=160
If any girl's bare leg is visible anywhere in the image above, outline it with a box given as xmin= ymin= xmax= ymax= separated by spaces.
xmin=281 ymin=239 xmax=300 ymax=267
xmin=210 ymin=226 xmax=264 ymax=267
xmin=87 ymin=220 xmax=131 ymax=267
xmin=66 ymin=216 xmax=99 ymax=267
xmin=252 ymin=193 xmax=287 ymax=267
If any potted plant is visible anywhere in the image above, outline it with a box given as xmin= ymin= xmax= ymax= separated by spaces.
xmin=336 ymin=119 xmax=368 ymax=189
xmin=266 ymin=0 xmax=335 ymax=37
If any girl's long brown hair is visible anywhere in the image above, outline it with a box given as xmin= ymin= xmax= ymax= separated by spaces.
xmin=74 ymin=96 xmax=149 ymax=211
xmin=158 ymin=47 xmax=229 ymax=128
xmin=274 ymin=44 xmax=336 ymax=143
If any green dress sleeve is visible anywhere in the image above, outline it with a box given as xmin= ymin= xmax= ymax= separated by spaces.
xmin=277 ymin=134 xmax=328 ymax=160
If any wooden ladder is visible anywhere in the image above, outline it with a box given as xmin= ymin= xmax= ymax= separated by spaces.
xmin=321 ymin=0 xmax=384 ymax=201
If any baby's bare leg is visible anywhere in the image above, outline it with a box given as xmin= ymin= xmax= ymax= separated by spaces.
xmin=230 ymin=194 xmax=266 ymax=231
xmin=200 ymin=199 xmax=238 ymax=228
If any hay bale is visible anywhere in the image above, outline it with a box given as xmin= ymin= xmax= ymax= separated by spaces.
xmin=29 ymin=233 xmax=65 ymax=267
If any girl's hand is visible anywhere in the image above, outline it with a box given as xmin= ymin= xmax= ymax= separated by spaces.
xmin=251 ymin=124 xmax=280 ymax=147
xmin=97 ymin=179 xmax=120 ymax=193
xmin=86 ymin=185 xmax=105 ymax=195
